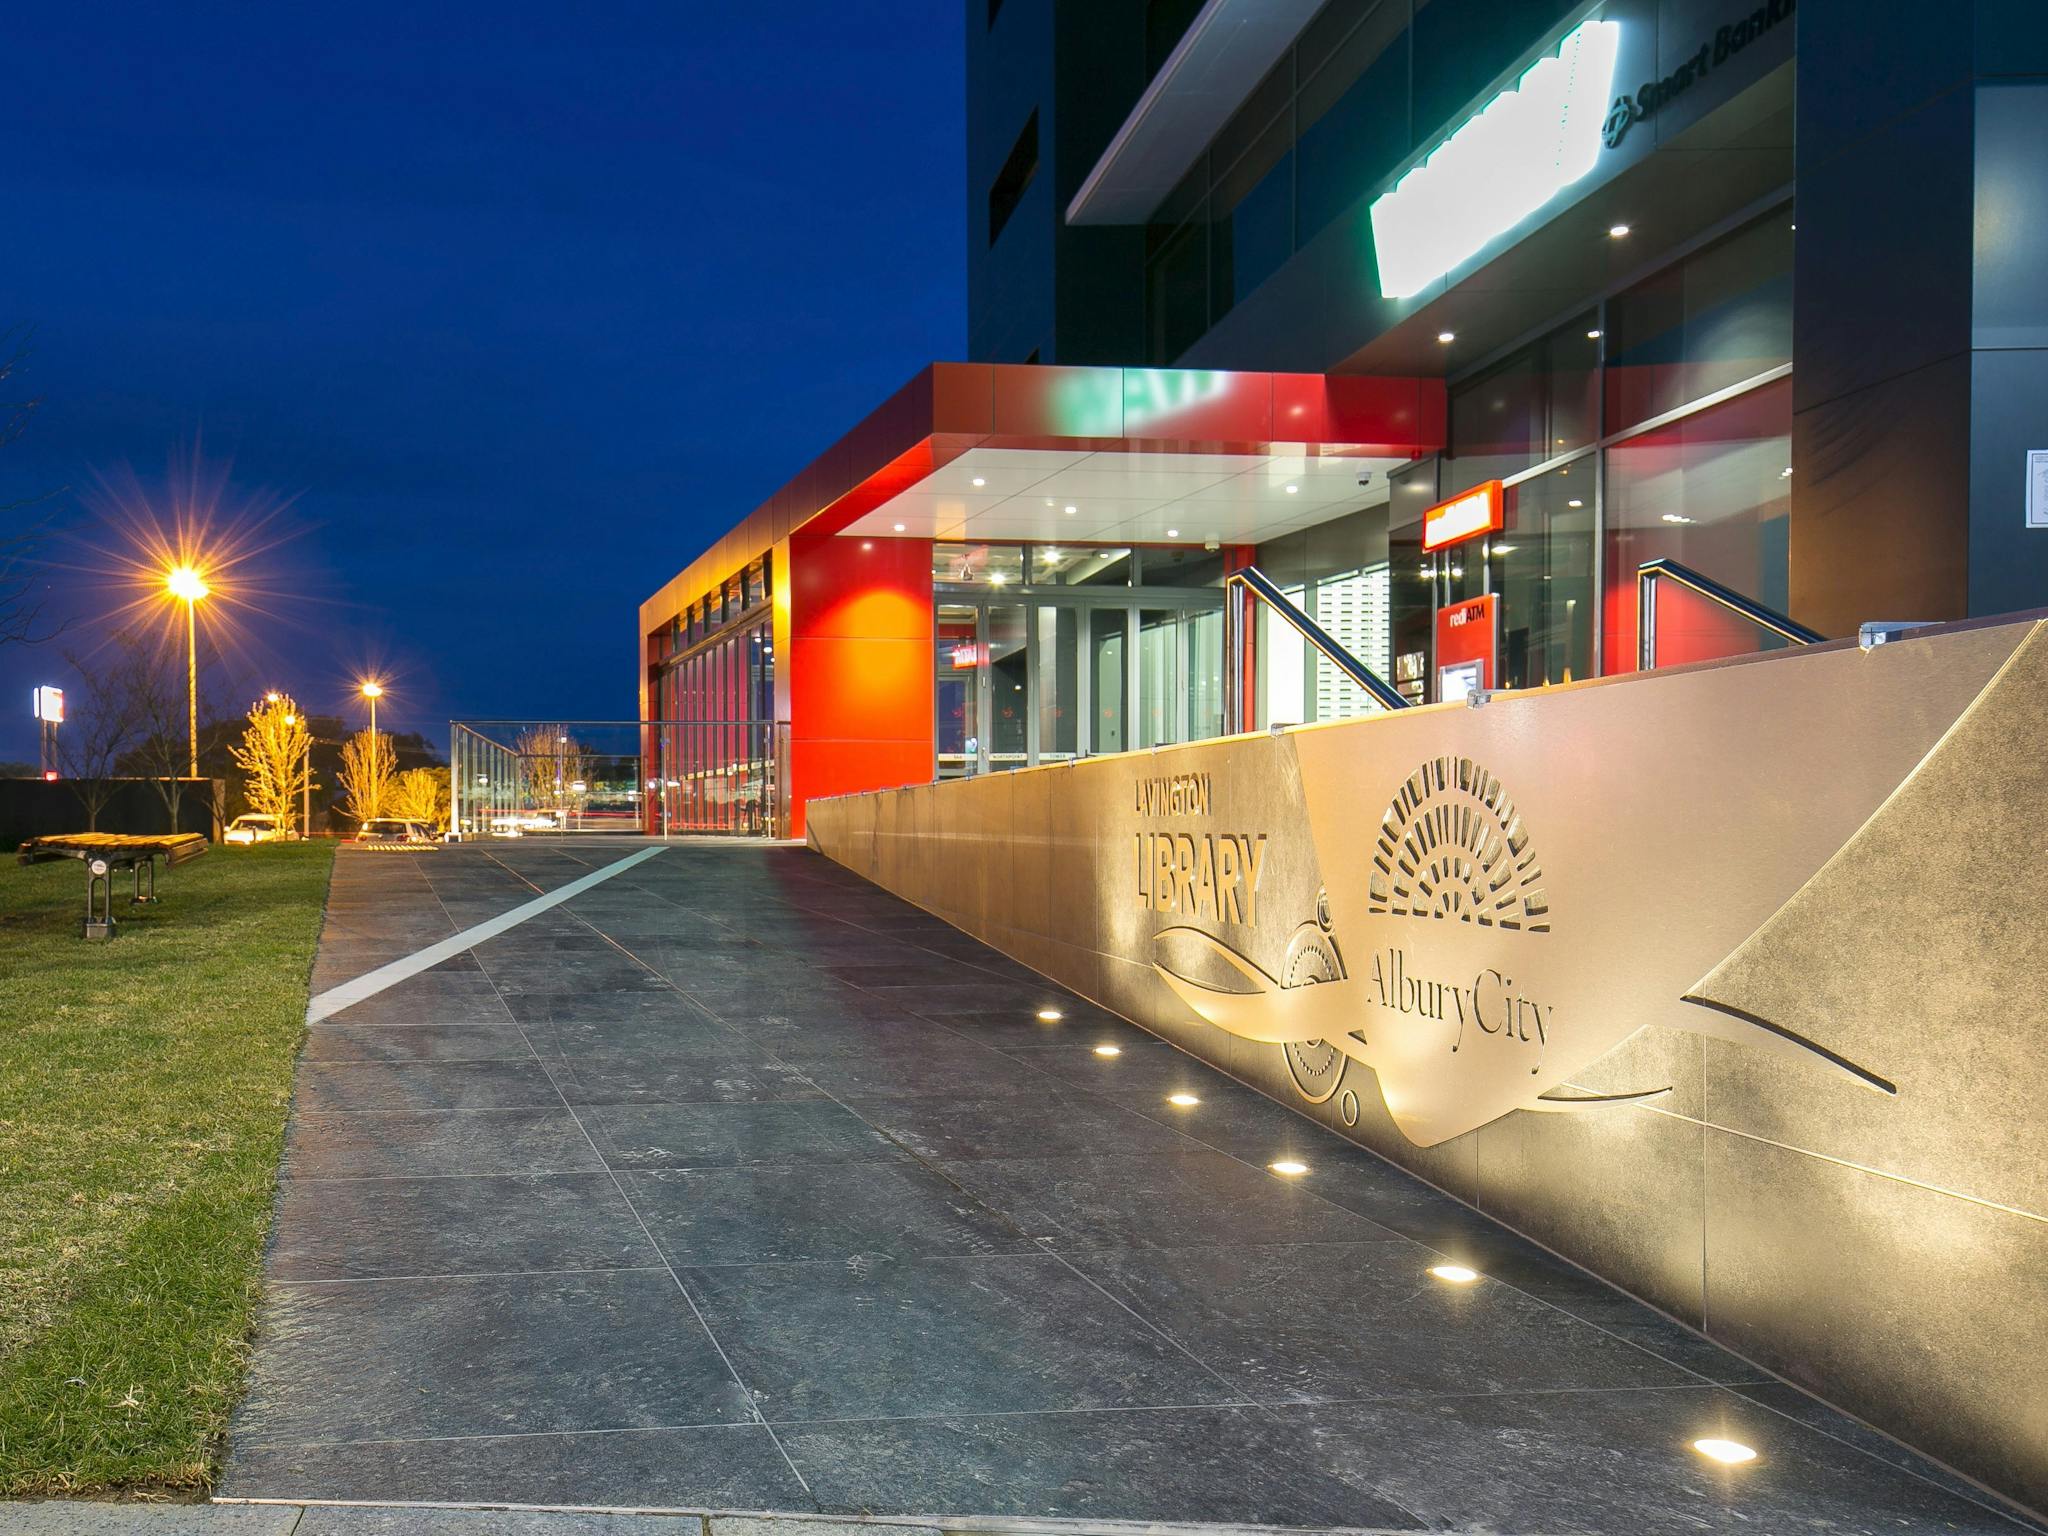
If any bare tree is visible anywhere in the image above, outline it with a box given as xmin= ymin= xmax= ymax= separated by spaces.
xmin=56 ymin=642 xmax=143 ymax=831
xmin=113 ymin=627 xmax=237 ymax=836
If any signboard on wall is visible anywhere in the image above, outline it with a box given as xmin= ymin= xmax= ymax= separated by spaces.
xmin=1435 ymin=595 xmax=1496 ymax=701
xmin=1421 ymin=481 xmax=1504 ymax=552
xmin=2028 ymin=448 xmax=2048 ymax=529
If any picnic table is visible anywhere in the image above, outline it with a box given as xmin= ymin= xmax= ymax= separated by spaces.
xmin=17 ymin=832 xmax=210 ymax=939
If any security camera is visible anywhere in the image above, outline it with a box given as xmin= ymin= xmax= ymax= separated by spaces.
xmin=1203 ymin=539 xmax=1220 ymax=552
xmin=1356 ymin=469 xmax=1376 ymax=487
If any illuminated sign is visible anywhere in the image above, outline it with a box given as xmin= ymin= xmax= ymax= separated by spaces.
xmin=32 ymin=686 xmax=64 ymax=724
xmin=950 ymin=643 xmax=982 ymax=670
xmin=1421 ymin=481 xmax=1504 ymax=551
xmin=1370 ymin=19 xmax=1620 ymax=298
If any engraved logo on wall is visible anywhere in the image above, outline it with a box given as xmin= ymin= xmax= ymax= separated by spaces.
xmin=1151 ymin=752 xmax=1895 ymax=1147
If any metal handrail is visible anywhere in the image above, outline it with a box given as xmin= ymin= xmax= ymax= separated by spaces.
xmin=1224 ymin=565 xmax=1409 ymax=732
xmin=1637 ymin=557 xmax=1824 ymax=672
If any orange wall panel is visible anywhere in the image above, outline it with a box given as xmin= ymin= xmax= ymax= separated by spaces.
xmin=786 ymin=532 xmax=935 ymax=836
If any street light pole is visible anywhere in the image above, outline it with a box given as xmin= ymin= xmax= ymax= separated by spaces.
xmin=360 ymin=680 xmax=385 ymax=819
xmin=165 ymin=565 xmax=209 ymax=777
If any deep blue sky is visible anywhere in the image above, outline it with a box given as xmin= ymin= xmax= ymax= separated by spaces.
xmin=0 ymin=3 xmax=964 ymax=759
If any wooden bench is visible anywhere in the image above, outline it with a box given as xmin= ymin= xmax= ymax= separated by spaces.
xmin=18 ymin=832 xmax=210 ymax=939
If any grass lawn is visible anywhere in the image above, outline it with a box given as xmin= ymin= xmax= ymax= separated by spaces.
xmin=0 ymin=841 xmax=333 ymax=1497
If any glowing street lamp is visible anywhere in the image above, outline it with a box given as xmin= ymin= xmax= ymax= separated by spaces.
xmin=165 ymin=565 xmax=209 ymax=776
xmin=359 ymin=680 xmax=385 ymax=817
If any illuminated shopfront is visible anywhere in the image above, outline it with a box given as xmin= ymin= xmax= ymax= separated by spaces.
xmin=639 ymin=365 xmax=1445 ymax=835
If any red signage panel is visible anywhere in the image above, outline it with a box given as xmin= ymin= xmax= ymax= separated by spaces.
xmin=1434 ymin=594 xmax=1497 ymax=702
xmin=1421 ymin=480 xmax=1504 ymax=552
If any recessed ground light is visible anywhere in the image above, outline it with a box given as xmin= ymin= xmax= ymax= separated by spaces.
xmin=1567 ymin=498 xmax=1584 ymax=508
xmin=971 ymin=477 xmax=987 ymax=487
xmin=1429 ymin=1264 xmax=1480 ymax=1284
xmin=1608 ymin=223 xmax=1631 ymax=238
xmin=1167 ymin=1093 xmax=1200 ymax=1107
xmin=1285 ymin=483 xmax=1300 ymax=494
xmin=1269 ymin=1160 xmax=1309 ymax=1176
xmin=1093 ymin=1044 xmax=1122 ymax=1057
xmin=893 ymin=522 xmax=906 ymax=532
xmin=1437 ymin=330 xmax=1455 ymax=344
xmin=1692 ymin=1439 xmax=1758 ymax=1466
xmin=1036 ymin=1008 xmax=1063 ymax=1022
xmin=1662 ymin=513 xmax=1696 ymax=525
xmin=1587 ymin=328 xmax=1602 ymax=339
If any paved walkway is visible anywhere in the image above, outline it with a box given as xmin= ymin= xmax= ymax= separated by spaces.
xmin=214 ymin=840 xmax=2038 ymax=1534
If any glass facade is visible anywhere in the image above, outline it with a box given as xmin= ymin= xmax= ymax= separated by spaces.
xmin=1144 ymin=0 xmax=1583 ymax=363
xmin=933 ymin=542 xmax=1224 ymax=775
xmin=1396 ymin=205 xmax=1798 ymax=698
xmin=648 ymin=555 xmax=779 ymax=833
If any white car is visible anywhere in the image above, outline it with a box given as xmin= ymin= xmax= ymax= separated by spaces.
xmin=354 ymin=817 xmax=440 ymax=848
xmin=225 ymin=813 xmax=296 ymax=845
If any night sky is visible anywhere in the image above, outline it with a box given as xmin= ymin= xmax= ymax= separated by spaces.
xmin=0 ymin=2 xmax=964 ymax=760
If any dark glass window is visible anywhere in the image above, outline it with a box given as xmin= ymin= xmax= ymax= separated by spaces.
xmin=1606 ymin=212 xmax=1794 ymax=431
xmin=1146 ymin=218 xmax=1208 ymax=364
xmin=988 ymin=110 xmax=1039 ymax=247
xmin=1295 ymin=7 xmax=1410 ymax=246
xmin=1411 ymin=0 xmax=1576 ymax=142
xmin=1137 ymin=546 xmax=1227 ymax=587
xmin=1213 ymin=122 xmax=1294 ymax=316
xmin=1444 ymin=312 xmax=1598 ymax=490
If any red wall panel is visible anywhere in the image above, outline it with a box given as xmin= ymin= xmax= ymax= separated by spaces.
xmin=786 ymin=532 xmax=935 ymax=837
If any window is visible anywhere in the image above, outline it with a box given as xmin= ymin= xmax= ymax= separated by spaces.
xmin=1602 ymin=378 xmax=1794 ymax=673
xmin=1606 ymin=213 xmax=1793 ymax=432
xmin=1491 ymin=464 xmax=1594 ymax=689
xmin=988 ymin=110 xmax=1039 ymax=247
xmin=1445 ymin=312 xmax=1599 ymax=491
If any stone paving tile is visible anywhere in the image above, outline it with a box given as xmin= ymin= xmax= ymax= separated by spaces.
xmin=680 ymin=1252 xmax=1241 ymax=1422
xmin=300 ymin=1023 xmax=535 ymax=1062
xmin=268 ymin=1172 xmax=658 ymax=1280
xmin=285 ymin=1108 xmax=604 ymax=1179
xmin=621 ymin=1161 xmax=1035 ymax=1267
xmin=223 ymin=1425 xmax=808 ymax=1509
xmin=234 ymin=1270 xmax=752 ymax=1446
xmin=5 ymin=1507 xmax=299 ymax=1534
xmin=1069 ymin=1238 xmax=1697 ymax=1404
xmin=298 ymin=1510 xmax=705 ymax=1535
xmin=841 ymin=1086 xmax=1200 ymax=1163
xmin=938 ymin=1147 xmax=1404 ymax=1252
xmin=776 ymin=1405 xmax=1419 ymax=1527
xmin=1281 ymin=1387 xmax=2037 ymax=1535
xmin=580 ymin=1100 xmax=905 ymax=1171
xmin=294 ymin=1060 xmax=563 ymax=1112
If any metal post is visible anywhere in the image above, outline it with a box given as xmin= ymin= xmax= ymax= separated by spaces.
xmin=1638 ymin=570 xmax=1658 ymax=673
xmin=185 ymin=599 xmax=199 ymax=777
xmin=1224 ymin=585 xmax=1243 ymax=735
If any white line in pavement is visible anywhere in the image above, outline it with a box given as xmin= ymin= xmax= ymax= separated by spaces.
xmin=305 ymin=846 xmax=669 ymax=1023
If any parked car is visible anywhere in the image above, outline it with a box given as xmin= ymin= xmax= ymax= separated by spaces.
xmin=225 ymin=813 xmax=297 ymax=845
xmin=353 ymin=817 xmax=439 ymax=848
